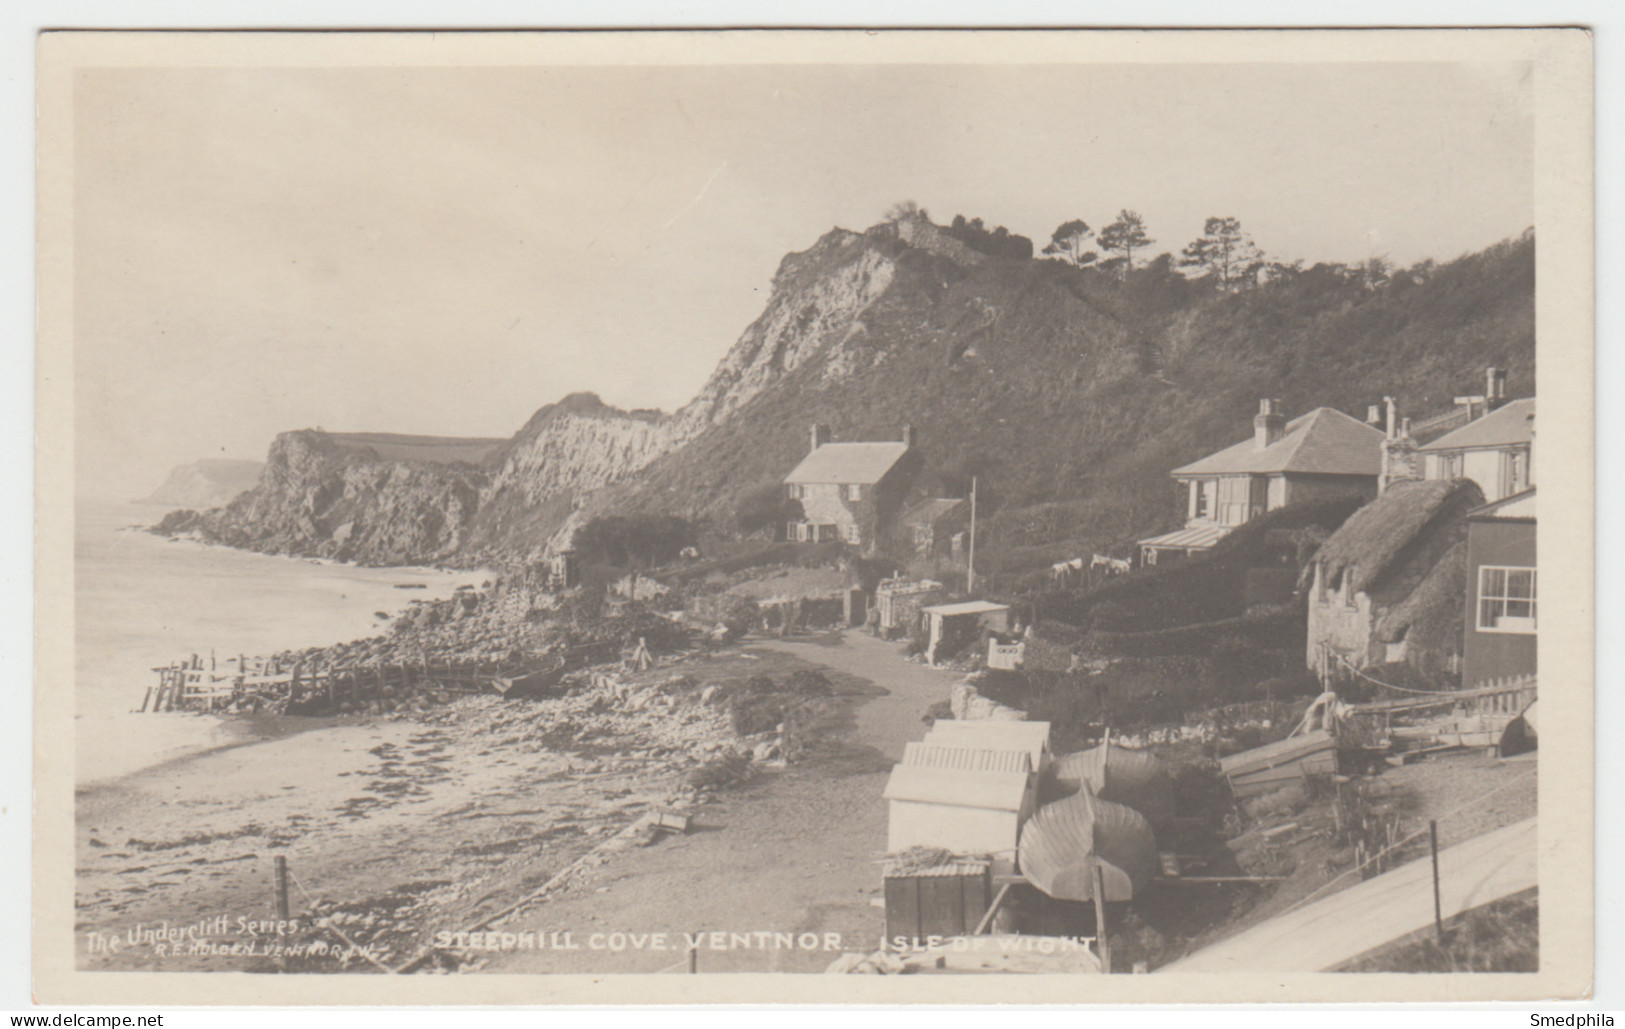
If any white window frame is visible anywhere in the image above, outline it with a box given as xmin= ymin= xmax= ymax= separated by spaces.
xmin=1477 ymin=565 xmax=1537 ymax=634
xmin=846 ymin=483 xmax=862 ymax=501
xmin=843 ymin=523 xmax=861 ymax=544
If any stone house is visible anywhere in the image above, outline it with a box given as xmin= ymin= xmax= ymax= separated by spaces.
xmin=1138 ymin=400 xmax=1386 ymax=565
xmin=783 ymin=424 xmax=924 ymax=555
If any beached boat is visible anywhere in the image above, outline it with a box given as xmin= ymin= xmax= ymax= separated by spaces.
xmin=1218 ymin=729 xmax=1337 ymax=799
xmin=490 ymin=657 xmax=567 ymax=698
xmin=1498 ymin=698 xmax=1538 ymax=757
xmin=1017 ymin=788 xmax=1157 ymax=903
xmin=1044 ymin=742 xmax=1175 ymax=827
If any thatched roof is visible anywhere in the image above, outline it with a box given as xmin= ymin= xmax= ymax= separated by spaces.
xmin=1301 ymin=479 xmax=1485 ymax=594
xmin=1375 ymin=540 xmax=1467 ymax=651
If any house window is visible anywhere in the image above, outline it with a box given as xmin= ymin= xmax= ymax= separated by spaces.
xmin=1502 ymin=450 xmax=1529 ymax=496
xmin=1478 ymin=566 xmax=1536 ymax=633
xmin=843 ymin=524 xmax=861 ymax=544
xmin=1193 ymin=482 xmax=1210 ymax=519
xmin=846 ymin=483 xmax=862 ymax=501
xmin=787 ymin=484 xmax=801 ymax=500
xmin=1435 ymin=453 xmax=1464 ymax=480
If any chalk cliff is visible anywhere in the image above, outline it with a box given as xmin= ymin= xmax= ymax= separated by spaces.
xmin=159 ymin=216 xmax=1536 ymax=567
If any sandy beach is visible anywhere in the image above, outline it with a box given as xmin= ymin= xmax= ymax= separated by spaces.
xmin=73 ymin=633 xmax=953 ymax=974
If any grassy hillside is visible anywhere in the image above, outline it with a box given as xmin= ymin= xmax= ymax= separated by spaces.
xmin=578 ymin=226 xmax=1535 ymax=562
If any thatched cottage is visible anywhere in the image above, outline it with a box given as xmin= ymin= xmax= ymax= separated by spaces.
xmin=1302 ymin=478 xmax=1486 ymax=680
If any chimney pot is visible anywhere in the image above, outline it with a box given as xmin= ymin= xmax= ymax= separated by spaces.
xmin=1253 ymin=399 xmax=1286 ymax=450
xmin=1367 ymin=404 xmax=1382 ymax=425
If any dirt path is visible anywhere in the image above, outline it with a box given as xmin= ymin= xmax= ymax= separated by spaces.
xmin=1161 ymin=817 xmax=1537 ymax=973
xmin=754 ymin=632 xmax=958 ymax=760
xmin=488 ymin=631 xmax=962 ymax=974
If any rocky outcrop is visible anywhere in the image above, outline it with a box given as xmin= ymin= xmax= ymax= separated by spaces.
xmin=161 ymin=430 xmax=488 ymax=565
xmin=141 ymin=459 xmax=264 ymax=508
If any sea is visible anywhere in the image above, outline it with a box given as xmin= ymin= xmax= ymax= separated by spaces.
xmin=74 ymin=499 xmax=484 ymax=784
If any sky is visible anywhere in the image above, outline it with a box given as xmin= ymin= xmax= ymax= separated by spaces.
xmin=71 ymin=61 xmax=1534 ymax=500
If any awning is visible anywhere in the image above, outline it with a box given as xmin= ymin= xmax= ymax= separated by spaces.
xmin=1137 ymin=523 xmax=1233 ymax=552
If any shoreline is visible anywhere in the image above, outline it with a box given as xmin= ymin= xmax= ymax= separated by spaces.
xmin=71 ymin=631 xmax=951 ymax=975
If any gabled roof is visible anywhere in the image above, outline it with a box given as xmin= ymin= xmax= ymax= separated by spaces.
xmin=1468 ymin=487 xmax=1536 ymax=521
xmin=1418 ymin=397 xmax=1534 ymax=452
xmin=783 ymin=441 xmax=910 ymax=485
xmin=1172 ymin=407 xmax=1384 ymax=477
xmin=902 ymin=742 xmax=1033 ymax=775
xmin=881 ymin=766 xmax=1031 ymax=812
xmin=926 ymin=720 xmax=1051 ymax=769
xmin=900 ymin=497 xmax=965 ymax=528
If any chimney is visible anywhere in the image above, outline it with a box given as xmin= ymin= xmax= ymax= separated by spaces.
xmin=1486 ymin=367 xmax=1508 ymax=410
xmin=1366 ymin=404 xmax=1383 ymax=427
xmin=1384 ymin=396 xmax=1398 ymax=439
xmin=810 ymin=423 xmax=831 ymax=453
xmin=1379 ymin=412 xmax=1421 ymax=494
xmin=1253 ymin=399 xmax=1286 ymax=450
xmin=902 ymin=424 xmax=917 ymax=449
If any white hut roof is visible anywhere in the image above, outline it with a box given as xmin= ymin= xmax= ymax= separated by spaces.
xmin=902 ymin=742 xmax=1033 ymax=775
xmin=926 ymin=720 xmax=1051 ymax=767
xmin=882 ymin=766 xmax=1030 ymax=812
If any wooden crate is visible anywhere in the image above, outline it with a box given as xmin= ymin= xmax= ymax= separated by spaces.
xmin=883 ymin=862 xmax=991 ymax=943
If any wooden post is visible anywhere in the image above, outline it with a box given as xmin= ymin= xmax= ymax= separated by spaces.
xmin=137 ymin=687 xmax=153 ymax=714
xmin=967 ymin=475 xmax=978 ymax=594
xmin=687 ymin=933 xmax=698 ymax=974
xmin=1430 ymin=820 xmax=1444 ymax=941
xmin=1092 ymin=861 xmax=1111 ymax=974
xmin=273 ymin=856 xmax=291 ymax=921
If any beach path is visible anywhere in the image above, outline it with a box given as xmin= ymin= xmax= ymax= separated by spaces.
xmin=490 ymin=630 xmax=960 ymax=974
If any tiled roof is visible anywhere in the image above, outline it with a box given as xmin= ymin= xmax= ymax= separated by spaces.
xmin=1172 ymin=407 xmax=1384 ymax=477
xmin=784 ymin=441 xmax=910 ymax=485
xmin=1419 ymin=398 xmax=1535 ymax=452
xmin=1138 ymin=522 xmax=1234 ymax=551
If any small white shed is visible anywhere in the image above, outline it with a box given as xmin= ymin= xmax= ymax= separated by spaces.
xmin=882 ymin=763 xmax=1034 ymax=872
xmin=921 ymin=600 xmax=1011 ymax=666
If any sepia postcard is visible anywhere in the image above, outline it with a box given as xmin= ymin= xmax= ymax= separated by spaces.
xmin=33 ymin=28 xmax=1594 ymax=1005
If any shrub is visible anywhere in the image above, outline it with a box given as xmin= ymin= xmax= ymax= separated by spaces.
xmin=785 ymin=669 xmax=833 ymax=696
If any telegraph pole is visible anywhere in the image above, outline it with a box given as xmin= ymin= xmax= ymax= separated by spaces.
xmin=967 ymin=476 xmax=978 ymax=594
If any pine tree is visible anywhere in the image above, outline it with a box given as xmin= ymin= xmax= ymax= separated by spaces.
xmin=1180 ymin=217 xmax=1266 ymax=291
xmin=1098 ymin=210 xmax=1155 ymax=277
xmin=1041 ymin=219 xmax=1098 ymax=267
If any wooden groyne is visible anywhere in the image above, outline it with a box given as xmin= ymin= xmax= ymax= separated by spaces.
xmin=138 ymin=642 xmax=621 ymax=717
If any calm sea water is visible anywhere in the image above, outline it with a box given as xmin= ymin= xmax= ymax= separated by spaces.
xmin=74 ymin=499 xmax=483 ymax=783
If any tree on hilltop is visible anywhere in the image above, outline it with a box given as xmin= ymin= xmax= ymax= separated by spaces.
xmin=884 ymin=199 xmax=929 ymax=222
xmin=1098 ymin=210 xmax=1155 ymax=277
xmin=1180 ymin=217 xmax=1266 ymax=292
xmin=1042 ymin=219 xmax=1098 ymax=267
